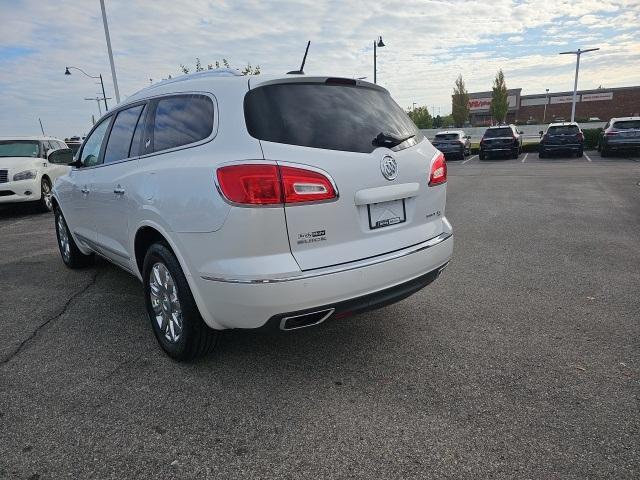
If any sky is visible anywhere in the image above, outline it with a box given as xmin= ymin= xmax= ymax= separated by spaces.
xmin=1 ymin=0 xmax=639 ymax=138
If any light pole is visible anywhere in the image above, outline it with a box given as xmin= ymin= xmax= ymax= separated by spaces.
xmin=373 ymin=36 xmax=385 ymax=84
xmin=542 ymin=88 xmax=549 ymax=124
xmin=559 ymin=47 xmax=599 ymax=122
xmin=99 ymin=0 xmax=121 ymax=104
xmin=66 ymin=66 xmax=109 ymax=111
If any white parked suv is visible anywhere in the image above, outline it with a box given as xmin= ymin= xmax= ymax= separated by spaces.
xmin=52 ymin=71 xmax=453 ymax=360
xmin=0 ymin=137 xmax=73 ymax=211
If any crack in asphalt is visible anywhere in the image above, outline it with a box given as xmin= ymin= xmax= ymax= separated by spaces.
xmin=0 ymin=270 xmax=100 ymax=367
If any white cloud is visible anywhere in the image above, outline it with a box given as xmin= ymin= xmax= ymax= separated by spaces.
xmin=0 ymin=0 xmax=639 ymax=136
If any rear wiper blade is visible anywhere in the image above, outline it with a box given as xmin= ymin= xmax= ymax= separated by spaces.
xmin=373 ymin=132 xmax=415 ymax=148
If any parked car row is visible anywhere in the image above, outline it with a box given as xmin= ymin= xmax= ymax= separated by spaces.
xmin=431 ymin=116 xmax=640 ymax=160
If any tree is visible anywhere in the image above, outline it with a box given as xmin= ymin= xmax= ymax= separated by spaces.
xmin=179 ymin=57 xmax=260 ymax=76
xmin=452 ymin=74 xmax=470 ymax=127
xmin=407 ymin=106 xmax=432 ymax=129
xmin=490 ymin=69 xmax=509 ymax=124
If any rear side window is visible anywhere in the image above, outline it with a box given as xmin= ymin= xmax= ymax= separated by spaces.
xmin=435 ymin=133 xmax=459 ymax=140
xmin=612 ymin=120 xmax=640 ymax=130
xmin=483 ymin=127 xmax=513 ymax=138
xmin=244 ymin=83 xmax=422 ymax=153
xmin=151 ymin=94 xmax=214 ymax=153
xmin=103 ymin=104 xmax=145 ymax=164
xmin=548 ymin=125 xmax=580 ymax=134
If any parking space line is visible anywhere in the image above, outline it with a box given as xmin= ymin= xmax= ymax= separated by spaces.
xmin=584 ymin=153 xmax=592 ymax=162
xmin=521 ymin=153 xmax=528 ymax=163
xmin=462 ymin=155 xmax=477 ymax=165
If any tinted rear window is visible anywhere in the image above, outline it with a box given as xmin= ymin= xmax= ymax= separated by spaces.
xmin=548 ymin=125 xmax=580 ymax=134
xmin=612 ymin=120 xmax=640 ymax=130
xmin=244 ymin=83 xmax=421 ymax=153
xmin=483 ymin=128 xmax=512 ymax=138
xmin=435 ymin=133 xmax=459 ymax=140
xmin=152 ymin=94 xmax=214 ymax=153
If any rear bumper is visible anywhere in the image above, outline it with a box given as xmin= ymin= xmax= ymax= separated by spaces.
xmin=541 ymin=144 xmax=582 ymax=151
xmin=604 ymin=140 xmax=640 ymax=150
xmin=191 ymin=221 xmax=454 ymax=330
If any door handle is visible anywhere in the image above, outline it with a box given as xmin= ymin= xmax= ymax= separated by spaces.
xmin=113 ymin=186 xmax=126 ymax=195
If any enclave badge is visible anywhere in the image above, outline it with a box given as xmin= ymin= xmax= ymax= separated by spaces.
xmin=380 ymin=156 xmax=397 ymax=181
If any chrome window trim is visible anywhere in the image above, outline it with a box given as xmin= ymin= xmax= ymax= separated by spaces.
xmin=201 ymin=231 xmax=452 ymax=284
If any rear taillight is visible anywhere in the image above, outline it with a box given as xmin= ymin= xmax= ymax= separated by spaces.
xmin=428 ymin=152 xmax=447 ymax=187
xmin=280 ymin=166 xmax=336 ymax=203
xmin=606 ymin=131 xmax=618 ymax=137
xmin=216 ymin=164 xmax=336 ymax=205
xmin=577 ymin=132 xmax=584 ymax=141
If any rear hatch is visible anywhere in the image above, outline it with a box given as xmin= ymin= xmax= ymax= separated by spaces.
xmin=245 ymin=77 xmax=446 ymax=271
xmin=482 ymin=127 xmax=514 ymax=148
xmin=546 ymin=125 xmax=582 ymax=145
xmin=610 ymin=120 xmax=640 ymax=144
xmin=432 ymin=133 xmax=462 ymax=152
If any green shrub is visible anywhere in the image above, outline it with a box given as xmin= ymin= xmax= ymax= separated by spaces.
xmin=582 ymin=128 xmax=601 ymax=149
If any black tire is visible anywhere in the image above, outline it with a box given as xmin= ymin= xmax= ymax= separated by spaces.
xmin=539 ymin=149 xmax=545 ymax=159
xmin=143 ymin=243 xmax=218 ymax=361
xmin=601 ymin=146 xmax=609 ymax=157
xmin=39 ymin=177 xmax=53 ymax=213
xmin=511 ymin=148 xmax=519 ymax=159
xmin=479 ymin=151 xmax=486 ymax=160
xmin=576 ymin=149 xmax=584 ymax=158
xmin=54 ymin=207 xmax=94 ymax=269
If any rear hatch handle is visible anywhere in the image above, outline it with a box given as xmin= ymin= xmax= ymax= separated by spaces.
xmin=354 ymin=183 xmax=420 ymax=206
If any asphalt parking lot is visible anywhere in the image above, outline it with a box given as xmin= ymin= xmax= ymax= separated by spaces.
xmin=1 ymin=151 xmax=639 ymax=479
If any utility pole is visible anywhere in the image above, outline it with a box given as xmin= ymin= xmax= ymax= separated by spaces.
xmin=373 ymin=36 xmax=385 ymax=84
xmin=543 ymin=88 xmax=549 ymax=123
xmin=100 ymin=0 xmax=121 ymax=103
xmin=559 ymin=48 xmax=599 ymax=122
xmin=38 ymin=118 xmax=45 ymax=135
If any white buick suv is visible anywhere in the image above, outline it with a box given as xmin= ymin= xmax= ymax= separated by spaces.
xmin=52 ymin=71 xmax=453 ymax=360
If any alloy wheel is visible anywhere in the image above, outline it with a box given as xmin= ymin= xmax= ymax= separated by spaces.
xmin=149 ymin=262 xmax=183 ymax=343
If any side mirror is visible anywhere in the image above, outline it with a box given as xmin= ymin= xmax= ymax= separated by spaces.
xmin=539 ymin=130 xmax=544 ymax=136
xmin=518 ymin=131 xmax=524 ymax=134
xmin=48 ymin=148 xmax=74 ymax=165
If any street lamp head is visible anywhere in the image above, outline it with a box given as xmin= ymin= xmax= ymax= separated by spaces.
xmin=64 ymin=67 xmax=71 ymax=75
xmin=377 ymin=36 xmax=385 ymax=48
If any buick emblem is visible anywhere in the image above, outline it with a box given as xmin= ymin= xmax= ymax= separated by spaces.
xmin=380 ymin=156 xmax=398 ymax=181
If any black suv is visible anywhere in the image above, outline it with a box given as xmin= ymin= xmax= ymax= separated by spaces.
xmin=479 ymin=125 xmax=522 ymax=159
xmin=539 ymin=122 xmax=584 ymax=158
xmin=598 ymin=117 xmax=640 ymax=157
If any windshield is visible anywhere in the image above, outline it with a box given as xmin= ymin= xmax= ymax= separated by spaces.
xmin=548 ymin=125 xmax=580 ymax=135
xmin=244 ymin=82 xmax=422 ymax=153
xmin=612 ymin=120 xmax=640 ymax=130
xmin=0 ymin=140 xmax=40 ymax=158
xmin=435 ymin=133 xmax=460 ymax=140
xmin=483 ymin=128 xmax=512 ymax=138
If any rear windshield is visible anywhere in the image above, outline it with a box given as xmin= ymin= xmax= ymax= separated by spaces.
xmin=244 ymin=82 xmax=422 ymax=153
xmin=435 ymin=133 xmax=459 ymax=140
xmin=548 ymin=125 xmax=580 ymax=134
xmin=0 ymin=140 xmax=40 ymax=158
xmin=483 ymin=127 xmax=512 ymax=138
xmin=612 ymin=120 xmax=640 ymax=130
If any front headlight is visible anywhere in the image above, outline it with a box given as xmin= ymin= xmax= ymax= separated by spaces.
xmin=13 ymin=170 xmax=37 ymax=181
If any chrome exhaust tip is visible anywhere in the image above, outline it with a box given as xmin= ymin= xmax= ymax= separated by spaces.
xmin=280 ymin=308 xmax=335 ymax=331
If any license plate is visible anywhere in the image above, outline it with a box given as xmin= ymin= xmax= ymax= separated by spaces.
xmin=368 ymin=199 xmax=406 ymax=229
